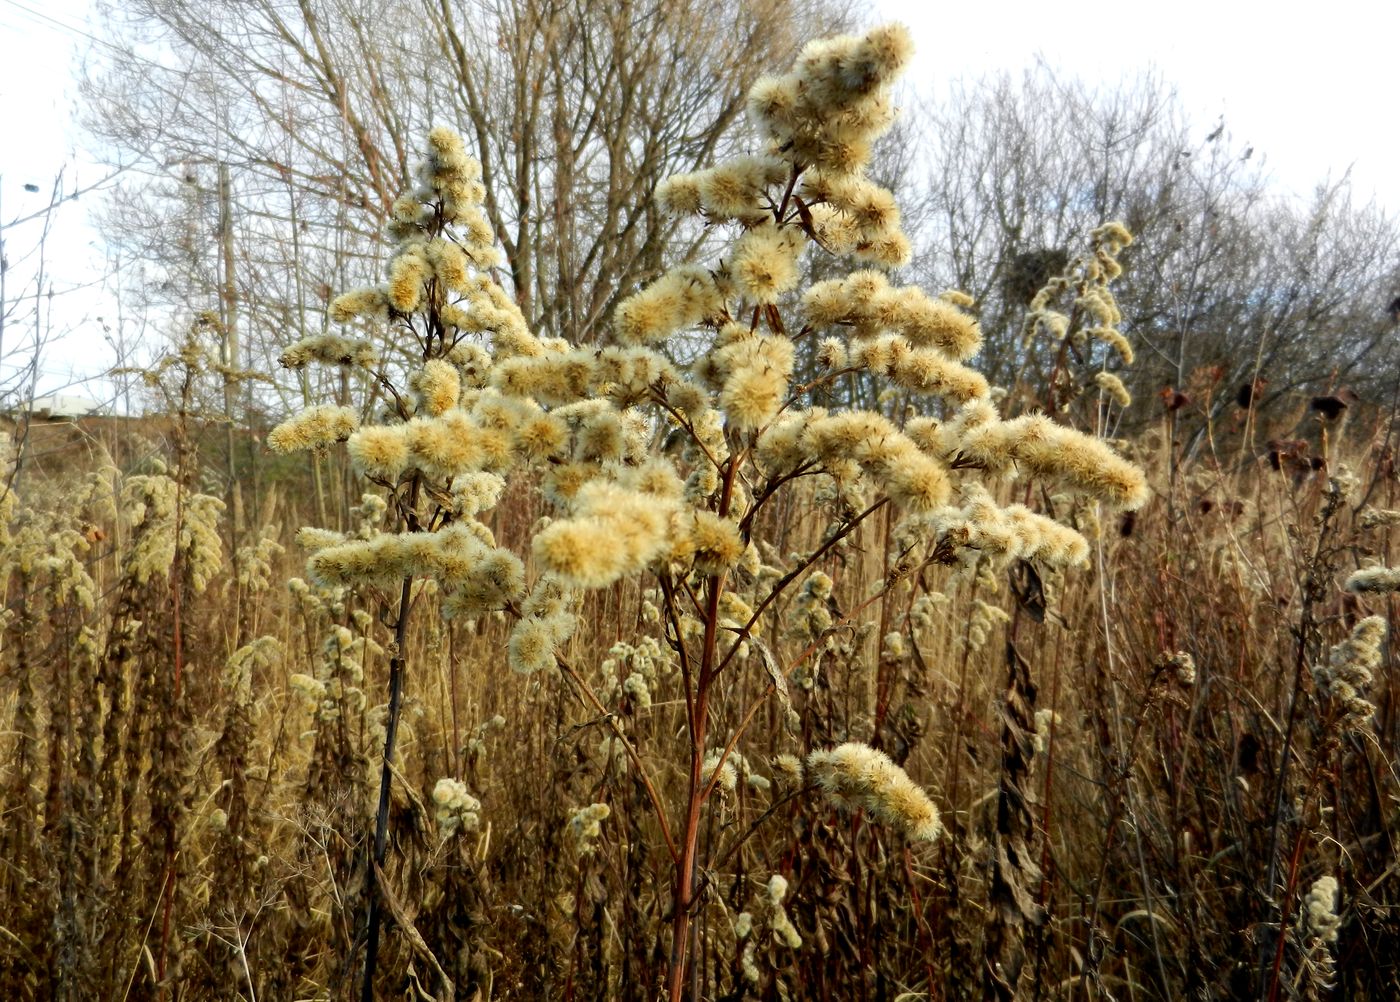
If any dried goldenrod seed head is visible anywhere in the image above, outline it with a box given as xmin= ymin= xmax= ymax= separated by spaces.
xmin=387 ymin=245 xmax=430 ymax=312
xmin=533 ymin=483 xmax=676 ymax=589
xmin=345 ymin=425 xmax=408 ymax=484
xmin=1094 ymin=371 xmax=1132 ymax=408
xmin=268 ymin=405 xmax=359 ymax=454
xmin=1301 ymin=875 xmax=1341 ymax=944
xmin=493 ymin=350 xmax=597 ymax=405
xmin=279 ymin=333 xmax=378 ymax=369
xmin=508 ymin=615 xmax=557 ymax=673
xmin=426 ymin=237 xmax=471 ymax=292
xmin=289 ymin=672 xmax=327 ymax=703
xmin=414 ymin=359 xmax=461 ymax=415
xmin=576 ymin=410 xmax=625 ymax=462
xmin=855 ymin=227 xmax=912 ymax=268
xmin=702 ymin=748 xmax=740 ymax=792
xmin=567 ymin=803 xmax=611 ymax=853
xmin=728 ymin=361 xmax=795 ymax=433
xmin=1164 ymin=651 xmax=1196 ymax=687
xmin=888 ymin=346 xmax=990 ymax=404
xmin=884 ymin=453 xmax=952 ymax=513
xmin=614 ymin=277 xmax=686 ymax=345
xmin=806 ymin=742 xmax=941 ymax=842
xmin=448 ymin=471 xmax=505 ymax=516
xmin=655 ymin=173 xmax=703 ymax=215
xmin=1357 ymin=507 xmax=1400 ymax=529
xmin=694 ymin=155 xmax=787 ymax=220
xmin=403 ymin=413 xmax=487 ymax=479
xmin=815 ymin=134 xmax=873 ymax=176
xmin=329 ymin=286 xmax=389 ymax=323
xmin=432 ymin=777 xmax=482 ymax=836
xmin=885 ymin=288 xmax=982 ymax=360
xmin=391 ymin=191 xmax=428 ymax=226
xmin=1314 ymin=615 xmax=1385 ymax=732
xmin=514 ymin=412 xmax=571 ymax=462
xmin=1346 ymin=566 xmax=1400 ymax=594
xmin=1091 ymin=219 xmax=1134 ymax=251
xmin=838 ymin=178 xmax=899 ymax=234
xmin=731 ymin=222 xmax=806 ymax=304
xmin=719 ymin=335 xmax=795 ymax=431
xmin=1090 ymin=327 xmax=1135 ymax=366
xmin=616 ymin=458 xmax=685 ymax=500
xmin=957 ymin=414 xmax=1148 ymax=510
xmin=846 ymin=23 xmax=914 ymax=92
xmin=295 ymin=527 xmax=346 ymax=552
xmin=766 ymin=873 xmax=789 ymax=904
xmin=669 ymin=509 xmax=746 ymax=573
xmin=772 ymin=754 xmax=804 ymax=783
xmin=427 ymin=125 xmax=469 ymax=165
xmin=541 ymin=462 xmax=598 ymax=508
xmin=816 ymin=337 xmax=849 ymax=370
xmin=916 ymin=484 xmax=1089 ymax=568
xmin=746 ymin=74 xmax=800 ymax=136
xmin=765 ymin=879 xmax=803 ymax=948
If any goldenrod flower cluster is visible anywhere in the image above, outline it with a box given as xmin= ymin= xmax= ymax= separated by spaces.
xmin=1357 ymin=507 xmax=1400 ymax=529
xmin=806 ymin=742 xmax=941 ymax=842
xmin=432 ymin=777 xmax=482 ymax=837
xmin=1312 ymin=616 xmax=1385 ymax=733
xmin=533 ymin=481 xmax=677 ymax=589
xmin=1300 ymin=875 xmax=1341 ymax=944
xmin=1345 ymin=566 xmax=1400 ymax=595
xmin=904 ymin=483 xmax=1091 ymax=569
xmin=947 ymin=407 xmax=1150 ymax=509
xmin=600 ymin=636 xmax=671 ymax=711
xmin=786 ymin=571 xmax=835 ymax=645
xmin=267 ymin=404 xmax=360 ymax=454
xmin=278 ymin=333 xmax=378 ymax=370
xmin=236 ymin=527 xmax=285 ymax=591
xmin=567 ymin=803 xmax=611 ymax=854
xmin=703 ymin=748 xmax=770 ymax=797
xmin=763 ymin=874 xmax=803 ymax=949
xmin=1023 ymin=224 xmax=1138 ymax=399
xmin=121 ymin=472 xmax=225 ymax=591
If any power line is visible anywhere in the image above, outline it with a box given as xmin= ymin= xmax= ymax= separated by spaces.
xmin=0 ymin=0 xmax=186 ymax=76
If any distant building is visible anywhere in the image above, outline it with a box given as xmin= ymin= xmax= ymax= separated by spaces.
xmin=28 ymin=394 xmax=101 ymax=419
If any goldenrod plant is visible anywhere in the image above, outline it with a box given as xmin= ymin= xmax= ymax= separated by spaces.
xmin=270 ymin=24 xmax=1150 ymax=999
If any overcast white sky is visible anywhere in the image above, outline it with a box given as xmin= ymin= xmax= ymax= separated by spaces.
xmin=2 ymin=0 xmax=1397 ymax=401
xmin=877 ymin=0 xmax=1400 ymax=209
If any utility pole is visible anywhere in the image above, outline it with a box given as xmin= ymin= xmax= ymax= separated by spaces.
xmin=217 ymin=161 xmax=244 ymax=543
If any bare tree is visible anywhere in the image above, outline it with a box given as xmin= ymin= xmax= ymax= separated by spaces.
xmin=84 ymin=0 xmax=851 ymax=370
xmin=907 ymin=67 xmax=1400 ymax=431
